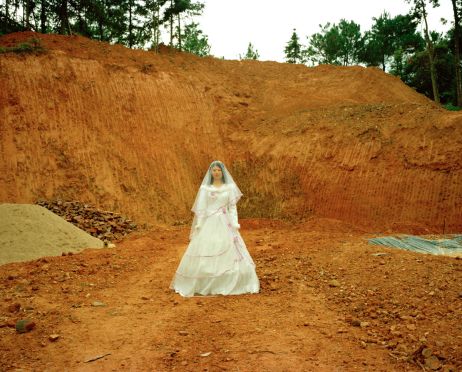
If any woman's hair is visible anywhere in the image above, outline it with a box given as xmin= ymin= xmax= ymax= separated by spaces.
xmin=209 ymin=161 xmax=226 ymax=184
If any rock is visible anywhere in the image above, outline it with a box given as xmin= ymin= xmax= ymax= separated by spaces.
xmin=360 ymin=321 xmax=370 ymax=328
xmin=36 ymin=199 xmax=139 ymax=242
xmin=91 ymin=301 xmax=106 ymax=307
xmin=200 ymin=352 xmax=212 ymax=357
xmin=329 ymin=279 xmax=340 ymax=287
xmin=178 ymin=331 xmax=188 ymax=336
xmin=141 ymin=296 xmax=150 ymax=300
xmin=49 ymin=334 xmax=60 ymax=342
xmin=8 ymin=303 xmax=21 ymax=313
xmin=406 ymin=324 xmax=416 ymax=331
xmin=425 ymin=355 xmax=441 ymax=370
xmin=15 ymin=319 xmax=36 ymax=333
xmin=422 ymin=348 xmax=433 ymax=358
xmin=351 ymin=319 xmax=361 ymax=327
xmin=269 ymin=283 xmax=279 ymax=291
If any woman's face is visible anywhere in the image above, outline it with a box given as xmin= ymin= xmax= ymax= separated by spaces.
xmin=211 ymin=165 xmax=223 ymax=181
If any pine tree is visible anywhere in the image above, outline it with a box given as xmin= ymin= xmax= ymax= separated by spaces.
xmin=451 ymin=0 xmax=462 ymax=106
xmin=284 ymin=28 xmax=303 ymax=63
xmin=406 ymin=0 xmax=440 ymax=103
xmin=240 ymin=42 xmax=259 ymax=60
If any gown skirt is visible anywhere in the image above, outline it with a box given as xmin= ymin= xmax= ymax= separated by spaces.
xmin=170 ymin=207 xmax=260 ymax=297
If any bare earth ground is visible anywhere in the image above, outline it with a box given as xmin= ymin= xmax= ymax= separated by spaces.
xmin=1 ymin=218 xmax=461 ymax=372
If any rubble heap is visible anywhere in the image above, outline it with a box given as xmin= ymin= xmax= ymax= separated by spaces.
xmin=36 ymin=199 xmax=138 ymax=244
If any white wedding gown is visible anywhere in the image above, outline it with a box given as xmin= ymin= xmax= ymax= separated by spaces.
xmin=170 ymin=184 xmax=260 ymax=297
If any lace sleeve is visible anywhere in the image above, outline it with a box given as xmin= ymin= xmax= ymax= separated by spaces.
xmin=227 ymin=185 xmax=240 ymax=229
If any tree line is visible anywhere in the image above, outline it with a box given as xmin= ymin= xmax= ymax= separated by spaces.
xmin=0 ymin=0 xmax=210 ymax=54
xmin=1 ymin=0 xmax=460 ymax=107
xmin=284 ymin=0 xmax=462 ymax=108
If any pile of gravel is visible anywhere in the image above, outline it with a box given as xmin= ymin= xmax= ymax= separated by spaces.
xmin=36 ymin=199 xmax=138 ymax=243
xmin=0 ymin=203 xmax=104 ymax=265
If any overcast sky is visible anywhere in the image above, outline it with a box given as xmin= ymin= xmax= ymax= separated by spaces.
xmin=195 ymin=0 xmax=454 ymax=62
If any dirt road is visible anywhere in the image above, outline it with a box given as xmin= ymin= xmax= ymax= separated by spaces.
xmin=1 ymin=218 xmax=461 ymax=371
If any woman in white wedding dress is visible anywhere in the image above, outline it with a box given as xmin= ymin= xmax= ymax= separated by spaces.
xmin=170 ymin=160 xmax=260 ymax=297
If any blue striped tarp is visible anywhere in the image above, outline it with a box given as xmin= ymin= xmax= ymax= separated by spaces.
xmin=368 ymin=235 xmax=462 ymax=255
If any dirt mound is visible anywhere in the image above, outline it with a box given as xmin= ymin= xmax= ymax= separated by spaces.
xmin=0 ymin=204 xmax=104 ymax=264
xmin=1 ymin=31 xmax=461 ymax=233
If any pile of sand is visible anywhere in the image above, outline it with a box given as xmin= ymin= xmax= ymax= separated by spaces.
xmin=0 ymin=203 xmax=104 ymax=265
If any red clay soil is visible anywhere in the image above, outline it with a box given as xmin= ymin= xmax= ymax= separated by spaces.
xmin=1 ymin=31 xmax=461 ymax=232
xmin=1 ymin=32 xmax=462 ymax=371
xmin=1 ymin=219 xmax=461 ymax=371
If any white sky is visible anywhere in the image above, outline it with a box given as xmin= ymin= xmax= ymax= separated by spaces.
xmin=195 ymin=0 xmax=454 ymax=62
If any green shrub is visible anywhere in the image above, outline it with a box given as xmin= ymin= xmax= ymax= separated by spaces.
xmin=0 ymin=37 xmax=46 ymax=55
xmin=443 ymin=103 xmax=462 ymax=111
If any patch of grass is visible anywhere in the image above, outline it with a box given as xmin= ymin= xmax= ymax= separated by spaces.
xmin=443 ymin=103 xmax=462 ymax=111
xmin=0 ymin=37 xmax=46 ymax=55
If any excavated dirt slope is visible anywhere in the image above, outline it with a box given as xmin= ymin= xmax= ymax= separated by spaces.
xmin=1 ymin=32 xmax=462 ymax=371
xmin=1 ymin=31 xmax=461 ymax=233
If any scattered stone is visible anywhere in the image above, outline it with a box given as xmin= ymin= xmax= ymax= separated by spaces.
xmin=329 ymin=279 xmax=341 ymax=287
xmin=181 ymin=361 xmax=188 ymax=366
xmin=36 ymin=199 xmax=138 ymax=244
xmin=91 ymin=301 xmax=106 ymax=307
xmin=351 ymin=319 xmax=361 ymax=327
xmin=15 ymin=319 xmax=36 ymax=333
xmin=425 ymin=355 xmax=441 ymax=370
xmin=8 ymin=303 xmax=21 ymax=313
xmin=49 ymin=334 xmax=60 ymax=342
xmin=404 ymin=322 xmax=416 ymax=331
xmin=200 ymin=352 xmax=212 ymax=357
xmin=141 ymin=296 xmax=150 ymax=301
xmin=422 ymin=348 xmax=433 ymax=358
xmin=178 ymin=331 xmax=188 ymax=336
xmin=360 ymin=321 xmax=369 ymax=328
